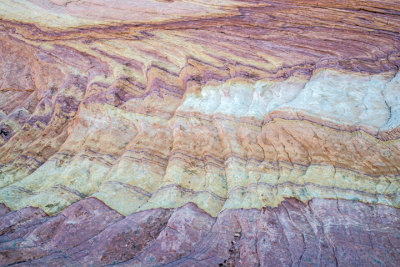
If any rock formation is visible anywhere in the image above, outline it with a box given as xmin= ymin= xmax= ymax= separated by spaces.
xmin=0 ymin=0 xmax=399 ymax=266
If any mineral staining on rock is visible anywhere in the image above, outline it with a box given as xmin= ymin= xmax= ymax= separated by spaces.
xmin=0 ymin=0 xmax=400 ymax=266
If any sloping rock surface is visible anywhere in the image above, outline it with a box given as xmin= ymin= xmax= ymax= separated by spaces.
xmin=0 ymin=0 xmax=399 ymax=266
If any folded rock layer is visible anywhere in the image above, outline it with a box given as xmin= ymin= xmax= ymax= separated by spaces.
xmin=0 ymin=0 xmax=399 ymax=266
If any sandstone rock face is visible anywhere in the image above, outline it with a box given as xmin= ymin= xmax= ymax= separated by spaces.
xmin=0 ymin=0 xmax=399 ymax=266
xmin=0 ymin=199 xmax=399 ymax=266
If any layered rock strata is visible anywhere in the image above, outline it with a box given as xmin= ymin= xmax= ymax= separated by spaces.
xmin=1 ymin=198 xmax=399 ymax=266
xmin=0 ymin=0 xmax=400 ymax=265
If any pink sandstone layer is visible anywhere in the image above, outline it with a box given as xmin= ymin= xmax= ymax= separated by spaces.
xmin=0 ymin=197 xmax=399 ymax=266
xmin=0 ymin=0 xmax=399 ymax=266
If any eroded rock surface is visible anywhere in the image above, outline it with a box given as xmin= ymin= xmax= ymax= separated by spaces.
xmin=0 ymin=199 xmax=398 ymax=266
xmin=0 ymin=0 xmax=399 ymax=266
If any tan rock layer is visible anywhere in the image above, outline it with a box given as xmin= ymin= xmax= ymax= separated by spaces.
xmin=0 ymin=0 xmax=399 ymax=216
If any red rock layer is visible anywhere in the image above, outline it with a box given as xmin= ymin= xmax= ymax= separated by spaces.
xmin=0 ymin=197 xmax=398 ymax=266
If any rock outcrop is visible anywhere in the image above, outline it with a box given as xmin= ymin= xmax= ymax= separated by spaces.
xmin=0 ymin=0 xmax=399 ymax=266
xmin=0 ymin=198 xmax=399 ymax=266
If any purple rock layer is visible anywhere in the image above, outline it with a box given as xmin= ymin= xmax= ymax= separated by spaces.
xmin=0 ymin=198 xmax=398 ymax=266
